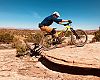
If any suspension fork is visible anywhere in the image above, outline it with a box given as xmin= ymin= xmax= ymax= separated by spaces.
xmin=70 ymin=28 xmax=80 ymax=39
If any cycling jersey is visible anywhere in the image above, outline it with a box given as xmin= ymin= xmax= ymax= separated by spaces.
xmin=39 ymin=15 xmax=62 ymax=27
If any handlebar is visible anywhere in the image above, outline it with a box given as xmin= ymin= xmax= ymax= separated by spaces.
xmin=61 ymin=22 xmax=72 ymax=26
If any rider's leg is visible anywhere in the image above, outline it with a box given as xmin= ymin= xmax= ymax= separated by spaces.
xmin=51 ymin=28 xmax=61 ymax=43
xmin=40 ymin=26 xmax=61 ymax=43
xmin=50 ymin=28 xmax=57 ymax=37
xmin=40 ymin=26 xmax=53 ymax=33
xmin=40 ymin=26 xmax=59 ymax=38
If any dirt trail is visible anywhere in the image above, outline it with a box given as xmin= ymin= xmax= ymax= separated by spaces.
xmin=0 ymin=35 xmax=100 ymax=79
xmin=44 ymin=42 xmax=100 ymax=68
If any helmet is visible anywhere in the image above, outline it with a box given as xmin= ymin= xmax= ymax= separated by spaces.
xmin=53 ymin=11 xmax=60 ymax=17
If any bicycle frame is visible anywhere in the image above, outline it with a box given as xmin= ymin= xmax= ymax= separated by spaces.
xmin=57 ymin=24 xmax=72 ymax=35
xmin=57 ymin=23 xmax=79 ymax=39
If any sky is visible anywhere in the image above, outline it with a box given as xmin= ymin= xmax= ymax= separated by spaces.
xmin=0 ymin=0 xmax=100 ymax=30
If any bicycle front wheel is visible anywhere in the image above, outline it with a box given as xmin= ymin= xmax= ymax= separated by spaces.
xmin=71 ymin=29 xmax=88 ymax=47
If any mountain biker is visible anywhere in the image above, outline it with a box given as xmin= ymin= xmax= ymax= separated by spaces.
xmin=39 ymin=11 xmax=72 ymax=42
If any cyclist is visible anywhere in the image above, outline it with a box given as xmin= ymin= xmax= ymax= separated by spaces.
xmin=39 ymin=11 xmax=72 ymax=42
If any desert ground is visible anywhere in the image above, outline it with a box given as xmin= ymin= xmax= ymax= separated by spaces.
xmin=0 ymin=35 xmax=100 ymax=80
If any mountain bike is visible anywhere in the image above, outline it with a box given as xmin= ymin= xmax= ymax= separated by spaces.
xmin=40 ymin=22 xmax=88 ymax=50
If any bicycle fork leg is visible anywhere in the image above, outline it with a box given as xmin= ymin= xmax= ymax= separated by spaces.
xmin=70 ymin=28 xmax=80 ymax=39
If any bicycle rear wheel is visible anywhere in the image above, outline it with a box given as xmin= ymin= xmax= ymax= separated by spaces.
xmin=71 ymin=29 xmax=88 ymax=47
xmin=40 ymin=34 xmax=56 ymax=50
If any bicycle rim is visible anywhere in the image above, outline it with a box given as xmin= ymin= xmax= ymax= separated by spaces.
xmin=71 ymin=29 xmax=88 ymax=47
xmin=40 ymin=35 xmax=56 ymax=50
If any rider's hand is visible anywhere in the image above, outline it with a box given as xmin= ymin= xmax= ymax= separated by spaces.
xmin=68 ymin=20 xmax=72 ymax=23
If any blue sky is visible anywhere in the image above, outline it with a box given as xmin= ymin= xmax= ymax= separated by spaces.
xmin=0 ymin=0 xmax=100 ymax=30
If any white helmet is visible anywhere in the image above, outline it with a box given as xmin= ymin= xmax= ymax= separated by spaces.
xmin=53 ymin=11 xmax=60 ymax=17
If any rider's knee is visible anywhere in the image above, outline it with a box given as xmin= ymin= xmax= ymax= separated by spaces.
xmin=51 ymin=28 xmax=56 ymax=34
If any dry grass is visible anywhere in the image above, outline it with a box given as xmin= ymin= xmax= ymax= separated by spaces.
xmin=0 ymin=28 xmax=99 ymax=53
xmin=90 ymin=30 xmax=100 ymax=43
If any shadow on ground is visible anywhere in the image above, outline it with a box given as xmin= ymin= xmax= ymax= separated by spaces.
xmin=38 ymin=56 xmax=100 ymax=77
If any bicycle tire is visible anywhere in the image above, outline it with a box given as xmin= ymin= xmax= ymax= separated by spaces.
xmin=58 ymin=31 xmax=73 ymax=45
xmin=71 ymin=29 xmax=88 ymax=47
xmin=40 ymin=34 xmax=56 ymax=50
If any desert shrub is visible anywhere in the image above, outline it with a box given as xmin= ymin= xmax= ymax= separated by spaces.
xmin=92 ymin=30 xmax=100 ymax=42
xmin=26 ymin=32 xmax=42 ymax=44
xmin=25 ymin=33 xmax=34 ymax=42
xmin=12 ymin=36 xmax=28 ymax=56
xmin=0 ymin=33 xmax=14 ymax=43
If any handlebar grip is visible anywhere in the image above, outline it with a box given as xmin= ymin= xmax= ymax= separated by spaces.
xmin=61 ymin=22 xmax=71 ymax=26
xmin=69 ymin=21 xmax=72 ymax=23
xmin=68 ymin=20 xmax=72 ymax=23
xmin=61 ymin=24 xmax=68 ymax=26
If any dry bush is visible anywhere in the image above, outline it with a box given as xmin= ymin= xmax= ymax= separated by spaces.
xmin=91 ymin=30 xmax=100 ymax=42
xmin=26 ymin=32 xmax=42 ymax=44
xmin=0 ymin=33 xmax=14 ymax=43
xmin=12 ymin=36 xmax=28 ymax=56
xmin=0 ymin=29 xmax=43 ymax=55
xmin=94 ymin=30 xmax=100 ymax=41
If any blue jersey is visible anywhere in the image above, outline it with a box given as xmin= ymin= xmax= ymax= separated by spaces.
xmin=39 ymin=15 xmax=62 ymax=26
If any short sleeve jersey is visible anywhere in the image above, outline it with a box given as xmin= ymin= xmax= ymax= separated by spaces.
xmin=40 ymin=15 xmax=62 ymax=26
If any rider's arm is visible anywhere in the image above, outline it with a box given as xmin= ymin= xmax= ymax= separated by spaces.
xmin=52 ymin=17 xmax=62 ymax=24
xmin=59 ymin=20 xmax=72 ymax=24
xmin=59 ymin=20 xmax=69 ymax=24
